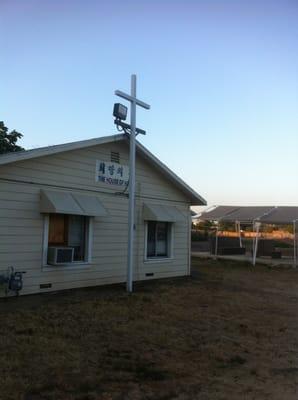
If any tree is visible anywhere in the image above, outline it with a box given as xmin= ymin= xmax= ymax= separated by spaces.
xmin=193 ymin=219 xmax=217 ymax=240
xmin=218 ymin=221 xmax=235 ymax=232
xmin=0 ymin=121 xmax=24 ymax=154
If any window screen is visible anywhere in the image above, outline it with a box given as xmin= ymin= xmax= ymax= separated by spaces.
xmin=147 ymin=221 xmax=170 ymax=258
xmin=48 ymin=214 xmax=87 ymax=262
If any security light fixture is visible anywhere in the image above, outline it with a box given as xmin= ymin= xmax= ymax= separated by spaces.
xmin=113 ymin=103 xmax=127 ymax=121
xmin=113 ymin=102 xmax=146 ymax=136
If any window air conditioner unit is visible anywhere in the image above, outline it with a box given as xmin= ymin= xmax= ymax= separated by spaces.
xmin=47 ymin=247 xmax=74 ymax=265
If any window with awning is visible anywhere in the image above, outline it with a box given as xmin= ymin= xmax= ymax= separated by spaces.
xmin=48 ymin=214 xmax=87 ymax=262
xmin=41 ymin=189 xmax=107 ymax=266
xmin=143 ymin=203 xmax=183 ymax=260
xmin=147 ymin=221 xmax=170 ymax=258
xmin=143 ymin=203 xmax=185 ymax=222
xmin=40 ymin=189 xmax=108 ymax=217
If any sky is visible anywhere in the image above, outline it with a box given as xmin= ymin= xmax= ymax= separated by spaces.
xmin=1 ymin=0 xmax=298 ymax=210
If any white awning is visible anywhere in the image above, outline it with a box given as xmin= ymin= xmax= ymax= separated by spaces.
xmin=40 ymin=189 xmax=108 ymax=217
xmin=143 ymin=203 xmax=185 ymax=222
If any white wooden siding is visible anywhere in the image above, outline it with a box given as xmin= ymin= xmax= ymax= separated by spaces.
xmin=0 ymin=140 xmax=191 ymax=296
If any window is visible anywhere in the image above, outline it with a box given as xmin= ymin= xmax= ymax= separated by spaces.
xmin=146 ymin=221 xmax=172 ymax=259
xmin=46 ymin=214 xmax=90 ymax=265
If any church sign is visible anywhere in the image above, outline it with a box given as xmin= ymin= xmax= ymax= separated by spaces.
xmin=95 ymin=160 xmax=129 ymax=186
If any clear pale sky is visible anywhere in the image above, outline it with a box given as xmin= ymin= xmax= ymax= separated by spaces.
xmin=1 ymin=0 xmax=298 ymax=209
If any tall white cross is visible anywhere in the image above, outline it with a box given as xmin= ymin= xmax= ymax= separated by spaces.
xmin=115 ymin=75 xmax=150 ymax=293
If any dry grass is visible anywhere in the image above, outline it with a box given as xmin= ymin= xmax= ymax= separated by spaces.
xmin=1 ymin=258 xmax=298 ymax=399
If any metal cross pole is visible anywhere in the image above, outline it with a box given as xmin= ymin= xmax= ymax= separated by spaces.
xmin=115 ymin=75 xmax=150 ymax=293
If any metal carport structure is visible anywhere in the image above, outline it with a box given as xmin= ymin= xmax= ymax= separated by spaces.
xmin=197 ymin=206 xmax=298 ymax=267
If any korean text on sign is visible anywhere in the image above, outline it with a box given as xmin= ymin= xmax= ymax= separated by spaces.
xmin=96 ymin=160 xmax=129 ymax=186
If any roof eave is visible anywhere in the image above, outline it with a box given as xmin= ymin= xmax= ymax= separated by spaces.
xmin=0 ymin=133 xmax=207 ymax=206
xmin=0 ymin=134 xmax=126 ymax=166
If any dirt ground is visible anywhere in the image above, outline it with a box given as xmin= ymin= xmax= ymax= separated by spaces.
xmin=0 ymin=258 xmax=298 ymax=400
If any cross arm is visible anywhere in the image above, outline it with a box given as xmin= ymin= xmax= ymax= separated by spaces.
xmin=115 ymin=90 xmax=150 ymax=110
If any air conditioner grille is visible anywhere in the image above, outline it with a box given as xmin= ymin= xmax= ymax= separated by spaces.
xmin=48 ymin=247 xmax=74 ymax=265
xmin=56 ymin=248 xmax=73 ymax=263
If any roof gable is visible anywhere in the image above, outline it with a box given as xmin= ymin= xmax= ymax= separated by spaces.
xmin=0 ymin=134 xmax=206 ymax=205
xmin=0 ymin=134 xmax=125 ymax=165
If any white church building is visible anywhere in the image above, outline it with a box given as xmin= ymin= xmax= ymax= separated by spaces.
xmin=0 ymin=133 xmax=206 ymax=296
